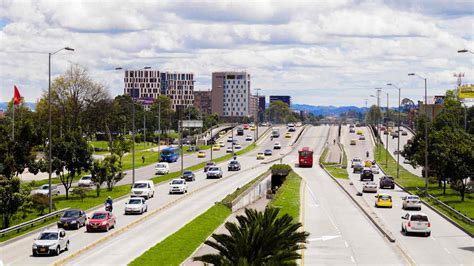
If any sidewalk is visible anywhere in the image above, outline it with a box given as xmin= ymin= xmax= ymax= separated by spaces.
xmin=183 ymin=197 xmax=270 ymax=265
xmin=326 ymin=126 xmax=342 ymax=164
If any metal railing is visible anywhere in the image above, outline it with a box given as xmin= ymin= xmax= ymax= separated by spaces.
xmin=415 ymin=187 xmax=473 ymax=225
xmin=0 ymin=208 xmax=70 ymax=237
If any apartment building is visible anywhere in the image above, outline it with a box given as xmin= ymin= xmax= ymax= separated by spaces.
xmin=123 ymin=69 xmax=194 ymax=110
xmin=211 ymin=71 xmax=251 ymax=117
xmin=194 ymin=90 xmax=212 ymax=115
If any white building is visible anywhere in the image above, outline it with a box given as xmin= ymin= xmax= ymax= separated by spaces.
xmin=211 ymin=71 xmax=251 ymax=117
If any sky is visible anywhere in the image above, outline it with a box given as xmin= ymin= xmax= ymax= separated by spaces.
xmin=0 ymin=0 xmax=473 ymax=107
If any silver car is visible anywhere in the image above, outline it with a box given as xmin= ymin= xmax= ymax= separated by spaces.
xmin=32 ymin=229 xmax=69 ymax=256
xmin=125 ymin=197 xmax=148 ymax=215
xmin=31 ymin=185 xmax=60 ymax=197
xmin=402 ymin=195 xmax=422 ymax=210
xmin=362 ymin=181 xmax=378 ymax=193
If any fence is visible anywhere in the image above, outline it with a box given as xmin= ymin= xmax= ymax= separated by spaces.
xmin=0 ymin=208 xmax=70 ymax=237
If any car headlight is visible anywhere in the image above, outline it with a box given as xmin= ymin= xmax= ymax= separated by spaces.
xmin=101 ymin=221 xmax=108 ymax=225
xmin=32 ymin=243 xmax=37 ymax=249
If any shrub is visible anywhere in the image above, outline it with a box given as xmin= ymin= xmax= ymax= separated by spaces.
xmin=30 ymin=194 xmax=52 ymax=215
xmin=72 ymin=187 xmax=89 ymax=202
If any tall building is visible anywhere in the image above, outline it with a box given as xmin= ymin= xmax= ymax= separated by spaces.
xmin=258 ymin=96 xmax=266 ymax=112
xmin=211 ymin=71 xmax=251 ymax=117
xmin=269 ymin=95 xmax=291 ymax=107
xmin=249 ymin=95 xmax=259 ymax=121
xmin=194 ymin=90 xmax=212 ymax=116
xmin=123 ymin=69 xmax=194 ymax=110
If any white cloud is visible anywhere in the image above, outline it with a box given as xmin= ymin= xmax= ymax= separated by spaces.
xmin=0 ymin=0 xmax=473 ymax=106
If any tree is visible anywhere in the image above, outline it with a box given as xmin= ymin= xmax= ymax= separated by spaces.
xmin=72 ymin=187 xmax=89 ymax=202
xmin=103 ymin=154 xmax=124 ymax=191
xmin=90 ymin=160 xmax=107 ymax=197
xmin=365 ymin=105 xmax=382 ymax=125
xmin=0 ymin=176 xmax=27 ymax=228
xmin=112 ymin=135 xmax=132 ymax=168
xmin=193 ymin=208 xmax=309 ymax=265
xmin=30 ymin=193 xmax=50 ymax=215
xmin=266 ymin=101 xmax=293 ymax=124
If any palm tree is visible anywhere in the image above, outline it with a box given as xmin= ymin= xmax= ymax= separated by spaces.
xmin=193 ymin=208 xmax=309 ymax=265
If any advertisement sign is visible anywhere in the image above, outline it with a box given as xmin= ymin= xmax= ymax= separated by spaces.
xmin=458 ymin=85 xmax=474 ymax=99
xmin=433 ymin=95 xmax=445 ymax=105
xmin=181 ymin=120 xmax=203 ymax=128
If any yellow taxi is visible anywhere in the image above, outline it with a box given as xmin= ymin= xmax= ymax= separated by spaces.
xmin=364 ymin=160 xmax=372 ymax=167
xmin=388 ymin=127 xmax=393 ymax=133
xmin=356 ymin=129 xmax=363 ymax=135
xmin=250 ymin=126 xmax=256 ymax=131
xmin=374 ymin=194 xmax=393 ymax=208
xmin=219 ymin=131 xmax=226 ymax=137
xmin=257 ymin=152 xmax=265 ymax=160
xmin=350 ymin=139 xmax=357 ymax=145
xmin=212 ymin=145 xmax=220 ymax=151
xmin=285 ymin=132 xmax=291 ymax=138
xmin=197 ymin=151 xmax=206 ymax=158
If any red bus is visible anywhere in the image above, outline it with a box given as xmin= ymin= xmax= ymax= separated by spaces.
xmin=298 ymin=147 xmax=313 ymax=167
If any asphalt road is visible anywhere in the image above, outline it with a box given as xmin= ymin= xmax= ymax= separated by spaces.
xmin=0 ymin=125 xmax=301 ymax=265
xmin=377 ymin=126 xmax=422 ymax=177
xmin=342 ymin=125 xmax=473 ymax=265
xmin=290 ymin=125 xmax=406 ymax=265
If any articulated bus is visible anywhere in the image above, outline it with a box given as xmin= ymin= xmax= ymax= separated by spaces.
xmin=298 ymin=147 xmax=313 ymax=167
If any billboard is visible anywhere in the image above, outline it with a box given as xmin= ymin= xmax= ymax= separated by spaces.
xmin=458 ymin=85 xmax=474 ymax=99
xmin=433 ymin=95 xmax=445 ymax=105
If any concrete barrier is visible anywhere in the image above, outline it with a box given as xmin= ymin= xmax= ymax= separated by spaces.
xmin=230 ymin=173 xmax=272 ymax=212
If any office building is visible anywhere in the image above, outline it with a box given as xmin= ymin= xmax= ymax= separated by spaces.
xmin=211 ymin=71 xmax=251 ymax=117
xmin=269 ymin=95 xmax=291 ymax=107
xmin=194 ymin=90 xmax=212 ymax=116
xmin=123 ymin=69 xmax=194 ymax=110
xmin=249 ymin=95 xmax=259 ymax=121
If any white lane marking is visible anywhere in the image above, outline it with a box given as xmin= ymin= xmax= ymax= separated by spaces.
xmin=350 ymin=256 xmax=356 ymax=263
xmin=307 ymin=235 xmax=341 ymax=242
xmin=344 ymin=241 xmax=349 ymax=248
xmin=305 ymin=183 xmax=320 ymax=207
xmin=431 ymin=236 xmax=436 ymax=241
xmin=444 ymin=248 xmax=451 ymax=254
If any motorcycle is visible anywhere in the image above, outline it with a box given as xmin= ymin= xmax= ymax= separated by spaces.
xmin=105 ymin=202 xmax=113 ymax=212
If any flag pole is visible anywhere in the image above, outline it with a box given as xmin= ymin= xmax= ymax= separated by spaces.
xmin=12 ymin=102 xmax=15 ymax=141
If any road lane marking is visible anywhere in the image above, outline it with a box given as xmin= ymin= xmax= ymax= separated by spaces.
xmin=444 ymin=248 xmax=451 ymax=254
xmin=307 ymin=235 xmax=341 ymax=242
xmin=344 ymin=241 xmax=349 ymax=248
xmin=350 ymin=256 xmax=355 ymax=263
xmin=300 ymin=180 xmax=306 ymax=266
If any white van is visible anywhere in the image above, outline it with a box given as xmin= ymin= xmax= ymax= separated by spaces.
xmin=131 ymin=180 xmax=155 ymax=199
xmin=155 ymin=162 xmax=170 ymax=175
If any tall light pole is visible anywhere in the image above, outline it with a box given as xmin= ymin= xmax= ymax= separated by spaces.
xmin=457 ymin=49 xmax=474 ymax=54
xmin=387 ymin=83 xmax=401 ymax=180
xmin=254 ymin=88 xmax=261 ymax=142
xmin=374 ymin=88 xmax=382 ymax=158
xmin=157 ymin=100 xmax=161 ymax=161
xmin=48 ymin=47 xmax=74 ymax=213
xmin=383 ymin=91 xmax=389 ymax=168
xmin=457 ymin=49 xmax=472 ymax=131
xmin=408 ymin=73 xmax=428 ymax=195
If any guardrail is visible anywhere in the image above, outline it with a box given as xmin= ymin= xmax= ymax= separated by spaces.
xmin=0 ymin=208 xmax=70 ymax=237
xmin=415 ymin=187 xmax=473 ymax=225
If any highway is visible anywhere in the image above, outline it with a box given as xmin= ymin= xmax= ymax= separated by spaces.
xmin=289 ymin=126 xmax=406 ymax=265
xmin=377 ymin=126 xmax=422 ymax=176
xmin=341 ymin=125 xmax=473 ymax=265
xmin=0 ymin=125 xmax=300 ymax=265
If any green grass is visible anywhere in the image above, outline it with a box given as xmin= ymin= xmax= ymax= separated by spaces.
xmin=129 ymin=203 xmax=231 ymax=266
xmin=374 ymin=144 xmax=474 ymax=235
xmin=326 ymin=166 xmax=349 ymax=179
xmin=268 ymin=170 xmax=302 ymax=220
xmin=319 ymin=147 xmax=329 ymax=165
xmin=222 ymin=170 xmax=271 ymax=207
xmin=319 ymin=146 xmax=348 ymax=179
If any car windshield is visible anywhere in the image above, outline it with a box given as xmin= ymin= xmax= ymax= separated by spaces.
xmin=172 ymin=180 xmax=184 ymax=184
xmin=407 ymin=196 xmax=419 ymax=200
xmin=40 ymin=185 xmax=49 ymax=189
xmin=410 ymin=215 xmax=428 ymax=222
xmin=208 ymin=167 xmax=219 ymax=171
xmin=183 ymin=171 xmax=193 ymax=175
xmin=91 ymin=213 xmax=107 ymax=220
xmin=206 ymin=162 xmax=215 ymax=166
xmin=128 ymin=199 xmax=142 ymax=204
xmin=81 ymin=176 xmax=91 ymax=180
xmin=379 ymin=195 xmax=391 ymax=200
xmin=383 ymin=176 xmax=394 ymax=180
xmin=38 ymin=232 xmax=59 ymax=240
xmin=62 ymin=210 xmax=80 ymax=218
xmin=230 ymin=161 xmax=238 ymax=165
xmin=133 ymin=183 xmax=148 ymax=188
xmin=156 ymin=164 xmax=166 ymax=168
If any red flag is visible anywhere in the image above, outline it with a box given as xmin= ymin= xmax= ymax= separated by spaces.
xmin=13 ymin=85 xmax=21 ymax=105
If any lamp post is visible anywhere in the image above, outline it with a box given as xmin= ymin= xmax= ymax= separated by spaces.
xmin=383 ymin=91 xmax=389 ymax=167
xmin=387 ymin=83 xmax=401 ymax=180
xmin=157 ymin=100 xmax=161 ymax=161
xmin=457 ymin=49 xmax=472 ymax=131
xmin=254 ymin=88 xmax=261 ymax=142
xmin=48 ymin=47 xmax=74 ymax=213
xmin=408 ymin=73 xmax=428 ymax=196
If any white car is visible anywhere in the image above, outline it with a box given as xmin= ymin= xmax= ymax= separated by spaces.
xmin=31 ymin=185 xmax=60 ymax=196
xmin=245 ymin=135 xmax=253 ymax=141
xmin=401 ymin=213 xmax=431 ymax=236
xmin=124 ymin=197 xmax=148 ymax=215
xmin=227 ymin=136 xmax=233 ymax=142
xmin=370 ymin=165 xmax=379 ymax=174
xmin=273 ymin=142 xmax=281 ymax=149
xmin=402 ymin=195 xmax=422 ymax=210
xmin=32 ymin=229 xmax=69 ymax=256
xmin=351 ymin=158 xmax=362 ymax=168
xmin=206 ymin=167 xmax=223 ymax=179
xmin=234 ymin=143 xmax=242 ymax=149
xmin=226 ymin=147 xmax=233 ymax=153
xmin=218 ymin=141 xmax=225 ymax=147
xmin=78 ymin=175 xmax=94 ymax=187
xmin=169 ymin=179 xmax=187 ymax=194
xmin=155 ymin=162 xmax=170 ymax=175
xmin=131 ymin=180 xmax=155 ymax=199
xmin=362 ymin=181 xmax=378 ymax=193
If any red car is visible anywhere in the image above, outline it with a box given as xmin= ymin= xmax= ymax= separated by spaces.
xmin=86 ymin=211 xmax=116 ymax=232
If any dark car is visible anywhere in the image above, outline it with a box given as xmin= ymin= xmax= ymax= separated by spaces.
xmin=182 ymin=171 xmax=195 ymax=181
xmin=353 ymin=163 xmax=364 ymax=173
xmin=57 ymin=209 xmax=87 ymax=230
xmin=236 ymin=128 xmax=244 ymax=136
xmin=264 ymin=149 xmax=272 ymax=156
xmin=228 ymin=160 xmax=241 ymax=171
xmin=360 ymin=168 xmax=374 ymax=181
xmin=186 ymin=146 xmax=200 ymax=152
xmin=401 ymin=131 xmax=408 ymax=136
xmin=379 ymin=176 xmax=395 ymax=189
xmin=204 ymin=162 xmax=216 ymax=172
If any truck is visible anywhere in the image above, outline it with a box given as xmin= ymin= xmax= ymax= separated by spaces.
xmin=236 ymin=127 xmax=244 ymax=136
xmin=271 ymin=127 xmax=280 ymax=138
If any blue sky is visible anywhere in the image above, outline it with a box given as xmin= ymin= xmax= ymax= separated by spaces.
xmin=0 ymin=0 xmax=473 ymax=106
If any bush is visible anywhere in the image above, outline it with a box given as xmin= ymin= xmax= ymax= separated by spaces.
xmin=30 ymin=194 xmax=52 ymax=215
xmin=72 ymin=187 xmax=89 ymax=202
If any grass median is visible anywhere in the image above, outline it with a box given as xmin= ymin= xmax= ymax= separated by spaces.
xmin=268 ymin=170 xmax=302 ymax=220
xmin=374 ymin=143 xmax=474 ymax=235
xmin=319 ymin=146 xmax=348 ymax=179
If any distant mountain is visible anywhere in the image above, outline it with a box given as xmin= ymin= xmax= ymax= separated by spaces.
xmin=0 ymin=102 xmax=36 ymax=111
xmin=291 ymin=104 xmax=368 ymax=116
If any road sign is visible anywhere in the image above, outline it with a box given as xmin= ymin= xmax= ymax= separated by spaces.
xmin=180 ymin=120 xmax=203 ymax=128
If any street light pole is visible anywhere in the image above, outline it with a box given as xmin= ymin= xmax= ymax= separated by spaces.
xmin=408 ymin=73 xmax=429 ymax=195
xmin=387 ymin=83 xmax=401 ymax=180
xmin=384 ymin=92 xmax=389 ymax=168
xmin=157 ymin=100 xmax=161 ymax=161
xmin=255 ymin=88 xmax=261 ymax=142
xmin=48 ymin=47 xmax=74 ymax=213
xmin=375 ymin=88 xmax=382 ymax=158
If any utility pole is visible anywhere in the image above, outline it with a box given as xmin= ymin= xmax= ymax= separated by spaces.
xmin=375 ymin=88 xmax=382 ymax=158
xmin=157 ymin=100 xmax=161 ymax=161
xmin=179 ymin=106 xmax=184 ymax=173
xmin=255 ymin=88 xmax=261 ymax=142
xmin=385 ymin=92 xmax=389 ymax=168
xmin=143 ymin=111 xmax=146 ymax=146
